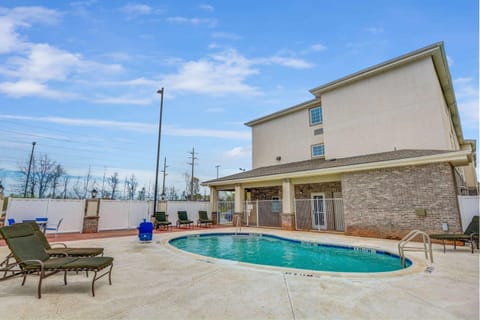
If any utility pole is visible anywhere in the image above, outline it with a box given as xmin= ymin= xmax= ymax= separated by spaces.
xmin=161 ymin=157 xmax=168 ymax=200
xmin=187 ymin=147 xmax=198 ymax=200
xmin=215 ymin=164 xmax=220 ymax=179
xmin=24 ymin=141 xmax=36 ymax=198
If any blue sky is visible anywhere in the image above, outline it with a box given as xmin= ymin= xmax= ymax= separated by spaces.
xmin=0 ymin=0 xmax=478 ymax=197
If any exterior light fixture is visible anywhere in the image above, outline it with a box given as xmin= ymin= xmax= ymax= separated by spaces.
xmin=91 ymin=189 xmax=98 ymax=199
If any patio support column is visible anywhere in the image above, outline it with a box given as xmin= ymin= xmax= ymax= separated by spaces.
xmin=281 ymin=179 xmax=296 ymax=230
xmin=234 ymin=184 xmax=244 ymax=225
xmin=209 ymin=186 xmax=218 ymax=225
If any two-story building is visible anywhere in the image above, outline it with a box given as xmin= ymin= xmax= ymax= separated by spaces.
xmin=204 ymin=42 xmax=477 ymax=239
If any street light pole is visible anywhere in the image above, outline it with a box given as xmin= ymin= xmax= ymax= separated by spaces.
xmin=24 ymin=141 xmax=36 ymax=198
xmin=153 ymin=88 xmax=164 ymax=216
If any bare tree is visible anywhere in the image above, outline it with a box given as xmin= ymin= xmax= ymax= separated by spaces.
xmin=108 ymin=172 xmax=120 ymax=199
xmin=71 ymin=167 xmax=95 ymax=199
xmin=51 ymin=164 xmax=66 ymax=198
xmin=61 ymin=175 xmax=70 ymax=199
xmin=166 ymin=186 xmax=178 ymax=200
xmin=125 ymin=174 xmax=138 ymax=200
xmin=16 ymin=153 xmax=65 ymax=198
xmin=35 ymin=154 xmax=57 ymax=198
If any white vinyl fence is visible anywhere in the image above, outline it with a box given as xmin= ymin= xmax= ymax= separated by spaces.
xmin=5 ymin=198 xmax=85 ymax=233
xmin=458 ymin=195 xmax=479 ymax=232
xmin=97 ymin=200 xmax=150 ymax=231
xmin=5 ymin=199 xmax=211 ymax=233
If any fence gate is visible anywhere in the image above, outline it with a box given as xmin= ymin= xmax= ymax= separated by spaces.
xmin=295 ymin=198 xmax=344 ymax=232
xmin=217 ymin=201 xmax=234 ymax=224
xmin=244 ymin=200 xmax=282 ymax=228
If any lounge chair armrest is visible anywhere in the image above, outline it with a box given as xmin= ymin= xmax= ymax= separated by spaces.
xmin=19 ymin=259 xmax=45 ymax=271
xmin=49 ymin=243 xmax=68 ymax=248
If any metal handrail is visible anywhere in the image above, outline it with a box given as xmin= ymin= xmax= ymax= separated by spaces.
xmin=398 ymin=230 xmax=433 ymax=267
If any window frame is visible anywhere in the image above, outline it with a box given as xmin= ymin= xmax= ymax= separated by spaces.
xmin=309 ymin=106 xmax=323 ymax=126
xmin=311 ymin=143 xmax=325 ymax=158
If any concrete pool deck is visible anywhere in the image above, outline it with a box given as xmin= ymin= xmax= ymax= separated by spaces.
xmin=0 ymin=227 xmax=478 ymax=319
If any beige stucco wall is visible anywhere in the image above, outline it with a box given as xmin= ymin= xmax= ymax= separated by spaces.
xmin=322 ymin=57 xmax=456 ymax=159
xmin=251 ymin=103 xmax=323 ymax=168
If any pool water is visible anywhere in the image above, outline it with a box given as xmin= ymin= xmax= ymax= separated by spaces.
xmin=169 ymin=233 xmax=411 ymax=273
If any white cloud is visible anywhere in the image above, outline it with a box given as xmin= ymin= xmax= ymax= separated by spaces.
xmin=166 ymin=16 xmax=217 ymax=27
xmin=0 ymin=10 xmax=123 ymax=100
xmin=161 ymin=49 xmax=314 ymax=96
xmin=365 ymin=27 xmax=384 ymax=34
xmin=162 ymin=49 xmax=260 ymax=96
xmin=166 ymin=126 xmax=250 ymax=140
xmin=120 ymin=3 xmax=153 ymax=18
xmin=224 ymin=146 xmax=251 ymax=158
xmin=258 ymin=56 xmax=314 ymax=69
xmin=453 ymin=78 xmax=479 ymax=134
xmin=447 ymin=55 xmax=454 ymax=67
xmin=0 ymin=6 xmax=60 ymax=54
xmin=0 ymin=114 xmax=251 ymax=139
xmin=0 ymin=6 xmax=60 ymax=25
xmin=199 ymin=4 xmax=214 ymax=12
xmin=98 ymin=77 xmax=158 ymax=87
xmin=310 ymin=43 xmax=327 ymax=52
xmin=0 ymin=80 xmax=74 ymax=98
xmin=211 ymin=32 xmax=241 ymax=40
xmin=92 ymin=96 xmax=152 ymax=105
xmin=206 ymin=107 xmax=224 ymax=113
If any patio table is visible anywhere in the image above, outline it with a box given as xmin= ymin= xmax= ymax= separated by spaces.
xmin=22 ymin=219 xmax=47 ymax=233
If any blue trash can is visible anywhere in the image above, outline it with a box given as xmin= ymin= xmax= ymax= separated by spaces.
xmin=138 ymin=219 xmax=153 ymax=242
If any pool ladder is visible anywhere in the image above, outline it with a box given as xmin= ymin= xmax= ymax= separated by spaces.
xmin=398 ymin=230 xmax=433 ymax=268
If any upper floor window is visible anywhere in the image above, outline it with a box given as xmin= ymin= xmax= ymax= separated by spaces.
xmin=311 ymin=144 xmax=325 ymax=157
xmin=309 ymin=106 xmax=323 ymax=126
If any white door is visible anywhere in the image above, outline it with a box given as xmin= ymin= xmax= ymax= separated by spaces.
xmin=311 ymin=193 xmax=326 ymax=230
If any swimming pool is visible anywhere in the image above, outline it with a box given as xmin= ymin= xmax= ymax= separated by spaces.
xmin=169 ymin=233 xmax=411 ymax=273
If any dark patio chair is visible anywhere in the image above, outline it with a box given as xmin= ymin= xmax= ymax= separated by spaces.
xmin=0 ymin=223 xmax=113 ymax=298
xmin=430 ymin=216 xmax=479 ymax=253
xmin=176 ymin=211 xmax=193 ymax=228
xmin=197 ymin=211 xmax=213 ymax=227
xmin=153 ymin=212 xmax=172 ymax=230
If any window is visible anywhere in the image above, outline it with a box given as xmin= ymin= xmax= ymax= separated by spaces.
xmin=309 ymin=106 xmax=323 ymax=126
xmin=311 ymin=144 xmax=325 ymax=157
xmin=272 ymin=196 xmax=281 ymax=213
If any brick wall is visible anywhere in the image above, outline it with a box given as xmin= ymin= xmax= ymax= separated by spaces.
xmin=341 ymin=162 xmax=462 ymax=239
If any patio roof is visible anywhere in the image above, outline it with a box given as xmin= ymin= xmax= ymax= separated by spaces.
xmin=203 ymin=149 xmax=472 ymax=186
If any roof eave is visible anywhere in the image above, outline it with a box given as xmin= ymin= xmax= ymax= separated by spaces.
xmin=204 ymin=150 xmax=470 ymax=187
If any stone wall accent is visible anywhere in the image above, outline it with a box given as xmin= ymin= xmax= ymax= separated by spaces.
xmin=83 ymin=216 xmax=99 ymax=233
xmin=341 ymin=162 xmax=462 ymax=239
xmin=294 ymin=182 xmax=342 ymax=199
xmin=249 ymin=186 xmax=281 ymax=200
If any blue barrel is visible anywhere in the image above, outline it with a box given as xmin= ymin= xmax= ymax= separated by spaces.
xmin=138 ymin=219 xmax=153 ymax=242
